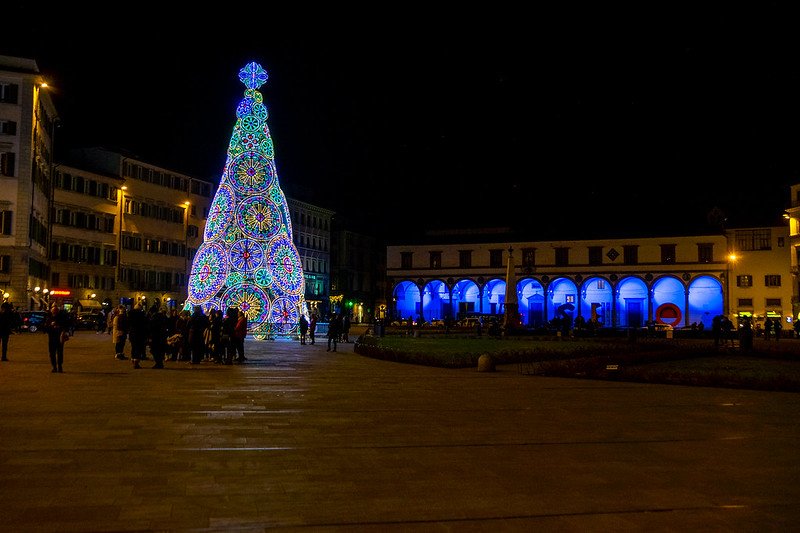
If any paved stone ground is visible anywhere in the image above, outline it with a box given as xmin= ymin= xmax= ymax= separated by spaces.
xmin=1 ymin=328 xmax=799 ymax=532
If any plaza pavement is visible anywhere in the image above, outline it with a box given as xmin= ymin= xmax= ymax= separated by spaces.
xmin=0 ymin=327 xmax=799 ymax=532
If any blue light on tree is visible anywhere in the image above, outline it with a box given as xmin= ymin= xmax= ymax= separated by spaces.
xmin=186 ymin=61 xmax=306 ymax=338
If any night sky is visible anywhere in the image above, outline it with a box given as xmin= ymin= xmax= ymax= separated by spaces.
xmin=3 ymin=6 xmax=799 ymax=241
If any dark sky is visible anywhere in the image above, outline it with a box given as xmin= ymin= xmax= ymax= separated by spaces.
xmin=3 ymin=6 xmax=799 ymax=241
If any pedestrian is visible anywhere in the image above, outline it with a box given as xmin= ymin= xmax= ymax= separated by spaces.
xmin=44 ymin=304 xmax=70 ymax=373
xmin=764 ymin=317 xmax=773 ymax=340
xmin=128 ymin=303 xmax=149 ymax=369
xmin=176 ymin=310 xmax=191 ymax=361
xmin=327 ymin=313 xmax=341 ymax=352
xmin=148 ymin=307 xmax=168 ymax=369
xmin=188 ymin=305 xmax=210 ymax=365
xmin=112 ymin=305 xmax=129 ymax=360
xmin=774 ymin=318 xmax=783 ymax=341
xmin=222 ymin=307 xmax=238 ymax=365
xmin=794 ymin=318 xmax=800 ymax=339
xmin=341 ymin=314 xmax=351 ymax=343
xmin=0 ymin=301 xmax=15 ymax=361
xmin=721 ymin=316 xmax=734 ymax=346
xmin=309 ymin=313 xmax=317 ymax=345
xmin=712 ymin=315 xmax=722 ymax=346
xmin=233 ymin=309 xmax=248 ymax=363
xmin=208 ymin=309 xmax=223 ymax=363
xmin=298 ymin=314 xmax=309 ymax=345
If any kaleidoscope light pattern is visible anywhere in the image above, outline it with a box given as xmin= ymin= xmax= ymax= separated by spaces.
xmin=186 ymin=61 xmax=307 ymax=337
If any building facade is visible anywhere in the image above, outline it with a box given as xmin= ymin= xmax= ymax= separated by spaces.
xmin=387 ymin=226 xmax=793 ymax=332
xmin=330 ymin=227 xmax=385 ymax=323
xmin=286 ymin=198 xmax=334 ymax=319
xmin=0 ymin=55 xmax=58 ymax=310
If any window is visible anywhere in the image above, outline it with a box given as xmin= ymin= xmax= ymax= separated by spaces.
xmin=429 ymin=251 xmax=442 ymax=269
xmin=522 ymin=248 xmax=536 ymax=268
xmin=766 ymin=298 xmax=782 ymax=307
xmin=489 ymin=249 xmax=503 ymax=268
xmin=735 ymin=229 xmax=771 ymax=251
xmin=660 ymin=244 xmax=676 ymax=264
xmin=588 ymin=246 xmax=602 ymax=265
xmin=0 ymin=120 xmax=16 ymax=135
xmin=555 ymin=247 xmax=569 ymax=266
xmin=697 ymin=243 xmax=714 ymax=263
xmin=778 ymin=237 xmax=785 ymax=247
xmin=400 ymin=252 xmax=412 ymax=269
xmin=765 ymin=275 xmax=782 ymax=287
xmin=0 ymin=255 xmax=10 ymax=273
xmin=623 ymin=245 xmax=639 ymax=265
xmin=0 ymin=83 xmax=18 ymax=104
xmin=738 ymin=298 xmax=753 ymax=307
xmin=459 ymin=250 xmax=472 ymax=268
xmin=0 ymin=210 xmax=11 ymax=235
xmin=736 ymin=275 xmax=752 ymax=288
xmin=0 ymin=152 xmax=15 ymax=176
xmin=187 ymin=225 xmax=199 ymax=237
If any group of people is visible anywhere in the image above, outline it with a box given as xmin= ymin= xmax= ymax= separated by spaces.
xmin=109 ymin=304 xmax=249 ymax=369
xmin=296 ymin=312 xmax=352 ymax=352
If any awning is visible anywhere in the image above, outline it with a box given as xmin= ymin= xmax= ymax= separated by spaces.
xmin=78 ymin=299 xmax=102 ymax=309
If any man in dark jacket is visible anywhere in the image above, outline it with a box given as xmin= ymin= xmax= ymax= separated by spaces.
xmin=188 ymin=306 xmax=210 ymax=364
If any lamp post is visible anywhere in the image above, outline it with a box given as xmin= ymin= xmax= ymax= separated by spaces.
xmin=116 ymin=185 xmax=127 ymax=283
xmin=726 ymin=253 xmax=738 ymax=319
xmin=183 ymin=201 xmax=190 ymax=293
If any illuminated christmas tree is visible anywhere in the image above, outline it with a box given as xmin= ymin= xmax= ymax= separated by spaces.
xmin=186 ymin=61 xmax=306 ymax=339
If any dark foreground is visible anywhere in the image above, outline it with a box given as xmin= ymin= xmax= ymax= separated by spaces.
xmin=1 ymin=330 xmax=798 ymax=531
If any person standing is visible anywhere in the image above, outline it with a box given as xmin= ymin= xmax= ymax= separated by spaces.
xmin=188 ymin=305 xmax=210 ymax=365
xmin=327 ymin=313 xmax=341 ymax=352
xmin=233 ymin=310 xmax=248 ymax=363
xmin=44 ymin=304 xmax=70 ymax=373
xmin=298 ymin=314 xmax=309 ymax=345
xmin=774 ymin=318 xmax=783 ymax=341
xmin=341 ymin=314 xmax=351 ymax=343
xmin=309 ymin=313 xmax=317 ymax=345
xmin=112 ymin=306 xmax=129 ymax=360
xmin=221 ymin=307 xmax=238 ymax=365
xmin=148 ymin=307 xmax=168 ymax=369
xmin=0 ymin=302 xmax=15 ymax=361
xmin=208 ymin=309 xmax=223 ymax=363
xmin=128 ymin=303 xmax=148 ymax=369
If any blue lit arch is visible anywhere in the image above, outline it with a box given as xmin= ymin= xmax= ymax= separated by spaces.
xmin=547 ymin=278 xmax=579 ymax=324
xmin=518 ymin=278 xmax=545 ymax=328
xmin=421 ymin=279 xmax=451 ymax=322
xmin=687 ymin=275 xmax=723 ymax=329
xmin=393 ymin=280 xmax=421 ymax=321
xmin=652 ymin=276 xmax=687 ymax=328
xmin=580 ymin=276 xmax=614 ymax=327
xmin=452 ymin=279 xmax=480 ymax=320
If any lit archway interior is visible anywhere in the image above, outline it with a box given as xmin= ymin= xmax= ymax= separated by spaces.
xmin=652 ymin=276 xmax=686 ymax=327
xmin=581 ymin=276 xmax=614 ymax=327
xmin=687 ymin=275 xmax=723 ymax=329
xmin=393 ymin=281 xmax=420 ymax=321
xmin=617 ymin=276 xmax=648 ymax=328
xmin=518 ymin=278 xmax=544 ymax=327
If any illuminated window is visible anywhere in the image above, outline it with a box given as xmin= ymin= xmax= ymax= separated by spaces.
xmin=566 ymin=294 xmax=575 ymax=303
xmin=765 ymin=275 xmax=782 ymax=287
xmin=736 ymin=275 xmax=752 ymax=288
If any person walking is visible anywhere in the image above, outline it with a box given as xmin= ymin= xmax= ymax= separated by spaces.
xmin=298 ymin=314 xmax=309 ymax=345
xmin=233 ymin=310 xmax=248 ymax=363
xmin=112 ymin=305 xmax=129 ymax=360
xmin=309 ymin=313 xmax=317 ymax=345
xmin=44 ymin=304 xmax=70 ymax=373
xmin=0 ymin=301 xmax=15 ymax=361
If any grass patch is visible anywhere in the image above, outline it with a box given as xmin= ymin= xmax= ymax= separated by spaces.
xmin=354 ymin=334 xmax=800 ymax=392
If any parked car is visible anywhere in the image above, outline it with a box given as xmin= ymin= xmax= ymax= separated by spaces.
xmin=76 ymin=311 xmax=103 ymax=330
xmin=19 ymin=311 xmax=49 ymax=333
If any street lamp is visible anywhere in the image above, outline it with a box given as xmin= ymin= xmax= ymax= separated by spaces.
xmin=726 ymin=253 xmax=738 ymax=318
xmin=116 ymin=185 xmax=127 ymax=283
xmin=184 ymin=201 xmax=191 ymax=287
